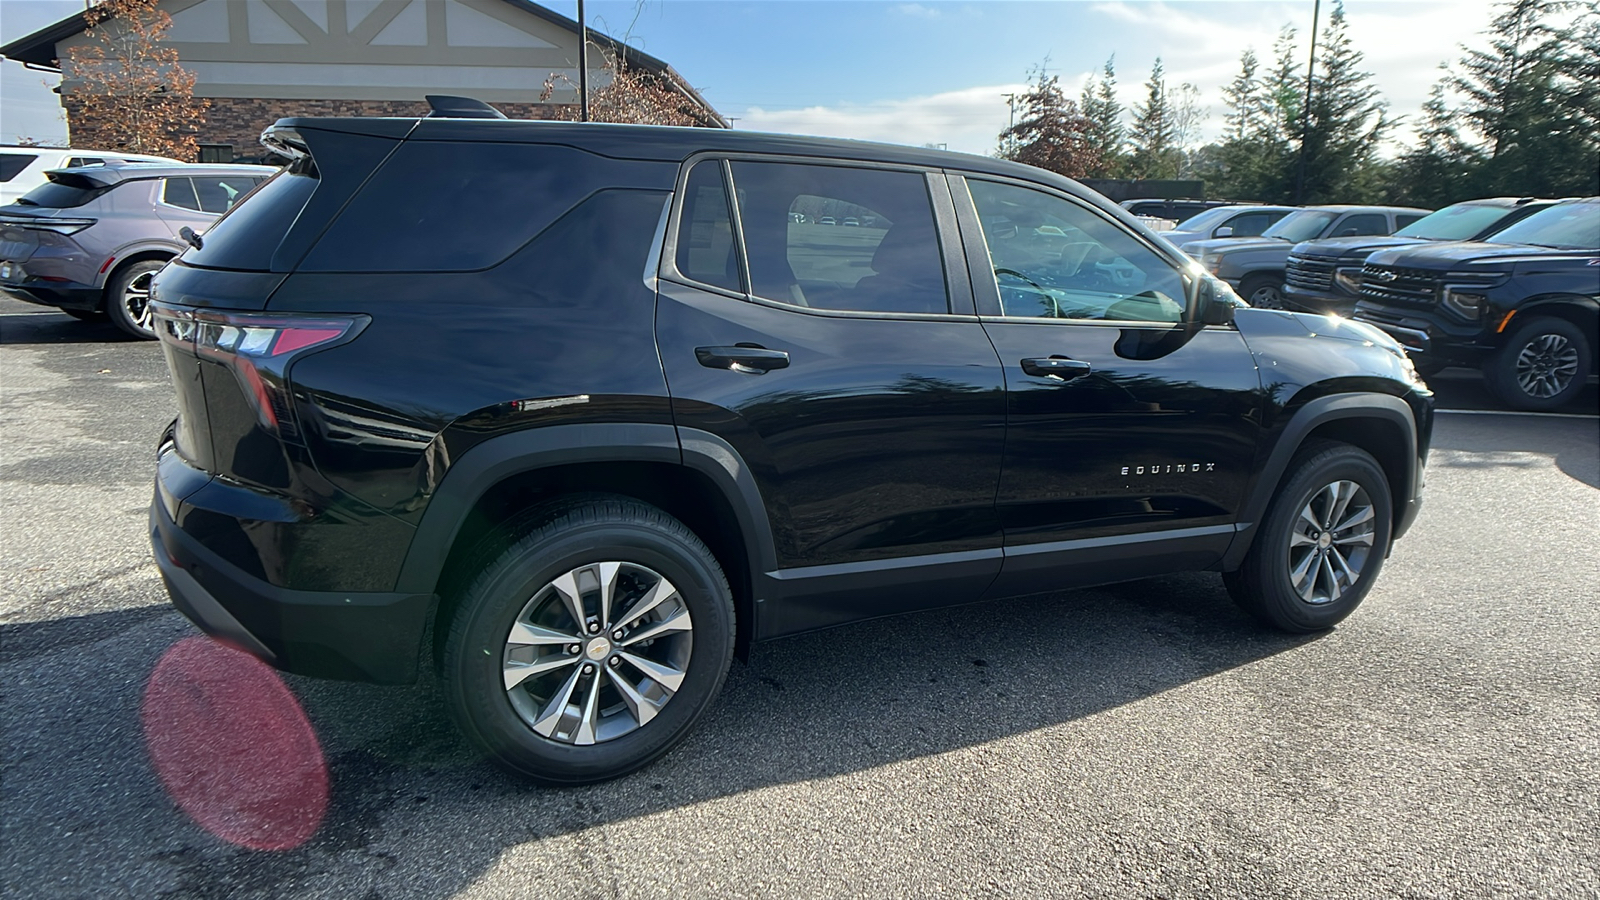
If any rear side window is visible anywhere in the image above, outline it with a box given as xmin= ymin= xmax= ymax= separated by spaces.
xmin=163 ymin=177 xmax=201 ymax=210
xmin=728 ymin=161 xmax=947 ymax=314
xmin=301 ymin=142 xmax=627 ymax=273
xmin=181 ymin=170 xmax=317 ymax=270
xmin=675 ymin=161 xmax=741 ymax=292
xmin=0 ymin=153 xmax=39 ymax=182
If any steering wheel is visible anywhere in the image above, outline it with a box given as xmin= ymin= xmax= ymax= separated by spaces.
xmin=995 ymin=267 xmax=1062 ymax=318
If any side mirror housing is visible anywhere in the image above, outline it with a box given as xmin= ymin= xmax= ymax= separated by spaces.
xmin=1196 ymin=276 xmax=1238 ymax=326
xmin=1213 ymin=225 xmax=1234 ymax=238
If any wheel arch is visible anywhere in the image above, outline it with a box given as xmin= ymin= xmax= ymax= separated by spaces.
xmin=100 ymin=250 xmax=175 ymax=297
xmin=1223 ymin=393 xmax=1419 ymax=570
xmin=1497 ymin=296 xmax=1600 ymax=363
xmin=396 ymin=423 xmax=776 ymax=670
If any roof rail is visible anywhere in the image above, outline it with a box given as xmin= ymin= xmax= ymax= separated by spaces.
xmin=425 ymin=96 xmax=507 ymax=120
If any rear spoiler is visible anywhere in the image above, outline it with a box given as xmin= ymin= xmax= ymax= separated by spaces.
xmin=259 ymin=96 xmax=499 ymax=160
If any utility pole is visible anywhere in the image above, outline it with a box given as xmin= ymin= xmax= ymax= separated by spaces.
xmin=1003 ymin=92 xmax=1018 ymax=155
xmin=1292 ymin=0 xmax=1321 ymax=204
xmin=578 ymin=0 xmax=590 ymax=122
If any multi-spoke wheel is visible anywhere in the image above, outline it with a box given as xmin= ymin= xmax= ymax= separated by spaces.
xmin=442 ymin=497 xmax=733 ymax=784
xmin=1487 ymin=317 xmax=1591 ymax=411
xmin=1225 ymin=441 xmax=1393 ymax=633
xmin=1241 ymin=274 xmax=1285 ymax=310
xmin=105 ymin=259 xmax=166 ymax=339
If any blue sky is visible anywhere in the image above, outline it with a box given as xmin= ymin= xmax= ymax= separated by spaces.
xmin=3 ymin=1 xmax=1496 ymax=154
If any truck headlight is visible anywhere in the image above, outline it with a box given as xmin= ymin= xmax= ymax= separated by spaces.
xmin=1441 ymin=286 xmax=1490 ymax=320
xmin=1334 ymin=267 xmax=1364 ymax=294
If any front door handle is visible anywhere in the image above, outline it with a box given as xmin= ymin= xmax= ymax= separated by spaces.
xmin=1021 ymin=356 xmax=1091 ymax=380
xmin=696 ymin=345 xmax=790 ymax=374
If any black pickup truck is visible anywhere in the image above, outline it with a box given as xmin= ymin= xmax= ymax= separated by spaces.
xmin=1354 ymin=198 xmax=1600 ymax=410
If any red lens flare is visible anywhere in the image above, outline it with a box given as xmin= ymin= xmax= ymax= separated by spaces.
xmin=141 ymin=636 xmax=328 ymax=851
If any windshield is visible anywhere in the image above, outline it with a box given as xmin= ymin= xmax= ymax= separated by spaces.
xmin=1171 ymin=207 xmax=1234 ymax=234
xmin=1394 ymin=203 xmax=1516 ymax=241
xmin=1262 ymin=210 xmax=1337 ymax=243
xmin=1487 ymin=201 xmax=1600 ymax=250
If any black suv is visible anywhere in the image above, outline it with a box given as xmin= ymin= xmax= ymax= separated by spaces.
xmin=149 ymin=103 xmax=1433 ymax=784
xmin=1283 ymin=197 xmax=1557 ymax=316
xmin=1354 ymin=197 xmax=1599 ymax=409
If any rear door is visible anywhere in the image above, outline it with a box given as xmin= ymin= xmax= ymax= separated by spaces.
xmin=656 ymin=157 xmax=1007 ymax=636
xmin=950 ymin=174 xmax=1263 ymax=598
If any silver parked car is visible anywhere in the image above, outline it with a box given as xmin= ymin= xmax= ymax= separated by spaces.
xmin=0 ymin=161 xmax=274 ymax=337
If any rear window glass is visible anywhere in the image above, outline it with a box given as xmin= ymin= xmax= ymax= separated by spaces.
xmin=300 ymin=142 xmax=626 ymax=273
xmin=0 ymin=153 xmax=38 ymax=183
xmin=13 ymin=178 xmax=115 ymax=209
xmin=181 ymin=170 xmax=318 ymax=271
xmin=675 ymin=161 xmax=741 ymax=292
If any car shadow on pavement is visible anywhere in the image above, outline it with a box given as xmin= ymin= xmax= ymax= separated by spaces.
xmin=0 ymin=572 xmax=1321 ymax=899
xmin=1429 ymin=411 xmax=1600 ymax=488
xmin=0 ymin=307 xmax=136 ymax=345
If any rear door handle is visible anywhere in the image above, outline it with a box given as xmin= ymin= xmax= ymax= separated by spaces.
xmin=1021 ymin=357 xmax=1091 ymax=380
xmin=696 ymin=345 xmax=790 ymax=374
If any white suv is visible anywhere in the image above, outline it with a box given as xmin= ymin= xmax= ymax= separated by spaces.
xmin=0 ymin=147 xmax=179 ymax=206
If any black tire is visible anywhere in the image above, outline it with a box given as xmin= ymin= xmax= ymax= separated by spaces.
xmin=105 ymin=259 xmax=166 ymax=339
xmin=1485 ymin=316 xmax=1591 ymax=411
xmin=1241 ymin=274 xmax=1285 ymax=309
xmin=441 ymin=496 xmax=734 ymax=784
xmin=61 ymin=308 xmax=105 ymax=322
xmin=1225 ymin=441 xmax=1393 ymax=633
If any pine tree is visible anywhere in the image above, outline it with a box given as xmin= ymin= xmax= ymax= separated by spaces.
xmin=1080 ymin=56 xmax=1126 ymax=178
xmin=1385 ymin=79 xmax=1483 ymax=207
xmin=997 ymin=65 xmax=1101 ymax=178
xmin=1127 ymin=58 xmax=1180 ymax=180
xmin=1222 ymin=49 xmax=1262 ymax=143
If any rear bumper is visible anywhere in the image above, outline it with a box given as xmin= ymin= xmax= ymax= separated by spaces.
xmin=151 ymin=492 xmax=434 ymax=685
xmin=0 ymin=280 xmax=101 ymax=311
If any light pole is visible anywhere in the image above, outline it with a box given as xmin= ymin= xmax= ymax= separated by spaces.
xmin=1293 ymin=0 xmax=1321 ymax=204
xmin=577 ymin=0 xmax=589 ymax=122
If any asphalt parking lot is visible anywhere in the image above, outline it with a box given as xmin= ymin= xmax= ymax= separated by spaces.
xmin=2 ymin=294 xmax=1596 ymax=899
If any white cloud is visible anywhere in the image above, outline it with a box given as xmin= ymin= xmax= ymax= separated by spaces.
xmin=891 ymin=3 xmax=942 ymax=18
xmin=735 ymin=82 xmax=1027 ymax=156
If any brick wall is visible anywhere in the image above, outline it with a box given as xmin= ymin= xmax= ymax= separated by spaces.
xmin=65 ymin=97 xmax=578 ymax=161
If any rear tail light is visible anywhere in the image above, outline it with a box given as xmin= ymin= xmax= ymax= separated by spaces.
xmin=0 ymin=215 xmax=97 ymax=235
xmin=151 ymin=301 xmax=367 ymax=441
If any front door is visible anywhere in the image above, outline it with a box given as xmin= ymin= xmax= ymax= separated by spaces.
xmin=949 ymin=175 xmax=1264 ymax=598
xmin=656 ymin=159 xmax=1007 ymax=636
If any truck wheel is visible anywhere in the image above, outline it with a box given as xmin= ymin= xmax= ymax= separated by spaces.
xmin=1225 ymin=441 xmax=1393 ymax=633
xmin=105 ymin=259 xmax=166 ymax=339
xmin=1241 ymin=274 xmax=1285 ymax=309
xmin=1486 ymin=316 xmax=1590 ymax=411
xmin=441 ymin=496 xmax=734 ymax=784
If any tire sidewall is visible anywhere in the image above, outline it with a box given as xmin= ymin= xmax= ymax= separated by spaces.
xmin=105 ymin=260 xmax=165 ymax=340
xmin=1489 ymin=317 xmax=1590 ymax=411
xmin=1242 ymin=275 xmax=1284 ymax=309
xmin=446 ymin=515 xmax=733 ymax=784
xmin=1251 ymin=447 xmax=1393 ymax=632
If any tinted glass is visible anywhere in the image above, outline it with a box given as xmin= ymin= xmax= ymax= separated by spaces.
xmin=181 ymin=169 xmax=317 ymax=271
xmin=1334 ymin=213 xmax=1388 ymax=237
xmin=1174 ymin=207 xmax=1233 ymax=234
xmin=1394 ymin=203 xmax=1511 ymax=241
xmin=511 ymin=190 xmax=673 ymax=307
xmin=1488 ymin=201 xmax=1600 ymax=250
xmin=13 ymin=179 xmax=113 ymax=209
xmin=163 ymin=177 xmax=200 ymax=210
xmin=193 ymin=176 xmax=262 ymax=214
xmin=1263 ymin=210 xmax=1338 ymax=242
xmin=729 ymin=161 xmax=946 ymax=314
xmin=674 ymin=161 xmax=741 ymax=292
xmin=1226 ymin=212 xmax=1274 ymax=236
xmin=969 ymin=179 xmax=1187 ymax=323
xmin=302 ymin=142 xmax=626 ymax=273
xmin=0 ymin=153 xmax=37 ymax=182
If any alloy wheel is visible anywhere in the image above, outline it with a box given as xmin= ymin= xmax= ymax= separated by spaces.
xmin=1513 ymin=333 xmax=1579 ymax=399
xmin=502 ymin=561 xmax=693 ymax=745
xmin=1250 ymin=285 xmax=1284 ymax=309
xmin=123 ymin=270 xmax=156 ymax=334
xmin=1287 ymin=480 xmax=1376 ymax=605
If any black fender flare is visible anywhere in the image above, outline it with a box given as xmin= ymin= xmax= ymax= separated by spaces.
xmin=393 ymin=422 xmax=778 ymax=602
xmin=1221 ymin=392 xmax=1418 ymax=569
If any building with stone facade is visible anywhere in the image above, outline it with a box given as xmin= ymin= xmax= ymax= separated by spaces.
xmin=1 ymin=0 xmax=725 ymax=160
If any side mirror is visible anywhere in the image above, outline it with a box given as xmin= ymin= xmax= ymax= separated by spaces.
xmin=1213 ymin=225 xmax=1234 ymax=238
xmin=1197 ymin=276 xmax=1237 ymax=326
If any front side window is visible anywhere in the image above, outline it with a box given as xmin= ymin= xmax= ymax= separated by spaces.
xmin=1263 ymin=210 xmax=1338 ymax=243
xmin=1226 ymin=211 xmax=1276 ymax=237
xmin=192 ymin=176 xmax=263 ymax=214
xmin=1334 ymin=213 xmax=1388 ymax=237
xmin=968 ymin=179 xmax=1187 ymax=323
xmin=729 ymin=161 xmax=947 ymax=314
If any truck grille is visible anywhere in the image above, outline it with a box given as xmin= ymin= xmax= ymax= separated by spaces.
xmin=1359 ymin=264 xmax=1438 ymax=306
xmin=1285 ymin=255 xmax=1336 ymax=291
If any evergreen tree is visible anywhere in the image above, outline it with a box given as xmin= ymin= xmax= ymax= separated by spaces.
xmin=1384 ymin=79 xmax=1483 ymax=207
xmin=1080 ymin=56 xmax=1126 ymax=178
xmin=1295 ymin=1 xmax=1391 ymax=203
xmin=997 ymin=65 xmax=1101 ymax=178
xmin=1127 ymin=58 xmax=1180 ymax=179
xmin=1222 ymin=49 xmax=1262 ymax=143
